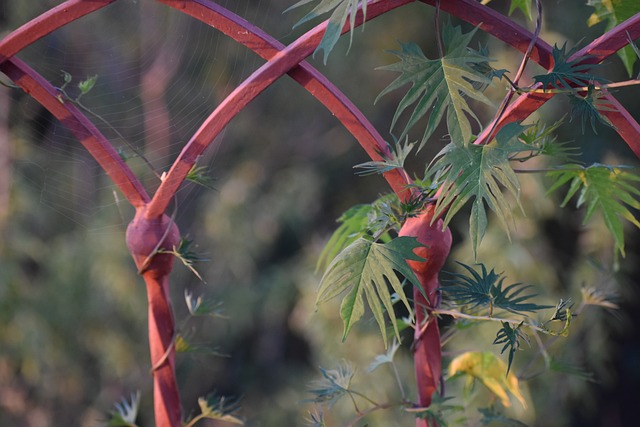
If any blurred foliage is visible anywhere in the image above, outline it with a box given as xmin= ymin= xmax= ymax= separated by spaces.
xmin=0 ymin=1 xmax=639 ymax=427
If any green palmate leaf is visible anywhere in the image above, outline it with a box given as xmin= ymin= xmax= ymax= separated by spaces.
xmin=547 ymin=164 xmax=640 ymax=255
xmin=317 ymin=194 xmax=422 ymax=272
xmin=588 ymin=0 xmax=640 ymax=76
xmin=367 ymin=338 xmax=401 ymax=372
xmin=317 ymin=237 xmax=425 ymax=347
xmin=410 ymin=394 xmax=465 ymax=427
xmin=104 ymin=392 xmax=140 ymax=427
xmin=493 ymin=321 xmax=529 ymax=375
xmin=286 ymin=0 xmax=365 ymax=63
xmin=469 ymin=44 xmax=508 ymax=91
xmin=478 ymin=406 xmax=529 ymax=426
xmin=377 ymin=24 xmax=494 ymax=148
xmin=517 ymin=118 xmax=581 ymax=163
xmin=569 ymin=85 xmax=616 ymax=134
xmin=78 ymin=74 xmax=98 ymax=96
xmin=317 ymin=204 xmax=372 ymax=272
xmin=354 ymin=136 xmax=415 ymax=176
xmin=533 ymin=42 xmax=607 ymax=90
xmin=548 ymin=358 xmax=596 ymax=382
xmin=426 ymin=123 xmax=531 ymax=256
xmin=307 ymin=362 xmax=355 ymax=406
xmin=197 ymin=394 xmax=244 ymax=425
xmin=367 ymin=193 xmax=409 ymax=237
xmin=442 ymin=262 xmax=551 ymax=316
xmin=186 ymin=164 xmax=217 ymax=190
xmin=508 ymin=0 xmax=533 ymax=20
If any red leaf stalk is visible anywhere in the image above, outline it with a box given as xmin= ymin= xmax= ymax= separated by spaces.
xmin=126 ymin=208 xmax=182 ymax=427
xmin=399 ymin=205 xmax=452 ymax=426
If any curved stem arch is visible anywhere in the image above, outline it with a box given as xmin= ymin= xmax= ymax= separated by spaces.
xmin=149 ymin=0 xmax=557 ymax=216
xmin=0 ymin=0 xmax=149 ymax=207
xmin=151 ymin=0 xmax=640 ymax=218
xmin=0 ymin=58 xmax=150 ymax=207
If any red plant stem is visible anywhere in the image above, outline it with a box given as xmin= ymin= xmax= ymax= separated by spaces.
xmin=399 ymin=205 xmax=452 ymax=427
xmin=149 ymin=0 xmax=559 ymax=214
xmin=126 ymin=207 xmax=182 ymax=427
xmin=149 ymin=0 xmax=415 ymax=216
xmin=0 ymin=58 xmax=149 ymax=208
xmin=144 ymin=272 xmax=181 ymax=427
xmin=422 ymin=0 xmax=552 ymax=69
xmin=475 ymin=10 xmax=640 ymax=156
xmin=0 ymin=0 xmax=116 ymax=63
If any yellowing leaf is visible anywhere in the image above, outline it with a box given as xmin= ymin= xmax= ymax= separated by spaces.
xmin=448 ymin=351 xmax=526 ymax=408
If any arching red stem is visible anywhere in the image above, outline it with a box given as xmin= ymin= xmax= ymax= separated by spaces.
xmin=126 ymin=207 xmax=181 ymax=427
xmin=149 ymin=0 xmax=557 ymax=214
xmin=399 ymin=205 xmax=452 ymax=426
xmin=0 ymin=0 xmax=116 ymax=63
xmin=0 ymin=58 xmax=149 ymax=207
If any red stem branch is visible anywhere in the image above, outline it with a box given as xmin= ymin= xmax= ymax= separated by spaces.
xmin=0 ymin=58 xmax=149 ymax=207
xmin=126 ymin=208 xmax=182 ymax=427
xmin=148 ymin=0 xmax=415 ymax=216
xmin=0 ymin=0 xmax=116 ymax=63
xmin=150 ymin=0 xmax=560 ymax=215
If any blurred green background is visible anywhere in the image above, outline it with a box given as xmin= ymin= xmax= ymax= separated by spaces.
xmin=1 ymin=1 xmax=639 ymax=426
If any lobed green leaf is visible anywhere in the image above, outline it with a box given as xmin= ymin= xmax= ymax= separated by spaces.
xmin=316 ymin=237 xmax=425 ymax=347
xmin=533 ymin=42 xmax=607 ymax=90
xmin=442 ymin=262 xmax=551 ymax=316
xmin=197 ymin=393 xmax=244 ymax=424
xmin=569 ymin=85 xmax=616 ymax=134
xmin=104 ymin=392 xmax=140 ymax=427
xmin=426 ymin=123 xmax=532 ymax=257
xmin=587 ymin=0 xmax=640 ymax=77
xmin=307 ymin=361 xmax=354 ymax=406
xmin=286 ymin=0 xmax=365 ymax=63
xmin=377 ymin=24 xmax=494 ymax=149
xmin=547 ymin=164 xmax=640 ymax=256
xmin=493 ymin=321 xmax=529 ymax=375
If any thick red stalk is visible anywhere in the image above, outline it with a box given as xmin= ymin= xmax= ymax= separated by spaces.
xmin=126 ymin=207 xmax=182 ymax=427
xmin=399 ymin=205 xmax=452 ymax=426
xmin=0 ymin=0 xmax=115 ymax=63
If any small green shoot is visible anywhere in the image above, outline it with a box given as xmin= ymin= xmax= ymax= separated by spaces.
xmin=103 ymin=392 xmax=140 ymax=427
xmin=184 ymin=393 xmax=244 ymax=426
xmin=159 ymin=237 xmax=209 ymax=282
